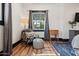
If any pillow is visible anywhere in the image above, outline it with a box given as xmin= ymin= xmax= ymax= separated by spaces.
xmin=25 ymin=32 xmax=35 ymax=38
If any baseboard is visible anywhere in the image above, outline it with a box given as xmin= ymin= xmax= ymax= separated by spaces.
xmin=40 ymin=37 xmax=69 ymax=42
xmin=13 ymin=39 xmax=22 ymax=48
xmin=50 ymin=38 xmax=69 ymax=42
xmin=59 ymin=38 xmax=69 ymax=42
xmin=0 ymin=51 xmax=3 ymax=53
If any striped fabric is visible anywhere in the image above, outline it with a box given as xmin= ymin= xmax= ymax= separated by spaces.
xmin=53 ymin=42 xmax=76 ymax=56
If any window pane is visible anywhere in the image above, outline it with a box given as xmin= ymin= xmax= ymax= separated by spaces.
xmin=32 ymin=11 xmax=46 ymax=30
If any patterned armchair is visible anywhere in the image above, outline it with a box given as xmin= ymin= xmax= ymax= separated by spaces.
xmin=21 ymin=29 xmax=35 ymax=44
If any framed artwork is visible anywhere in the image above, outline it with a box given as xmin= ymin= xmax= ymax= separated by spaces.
xmin=0 ymin=3 xmax=4 ymax=25
xmin=0 ymin=4 xmax=2 ymax=21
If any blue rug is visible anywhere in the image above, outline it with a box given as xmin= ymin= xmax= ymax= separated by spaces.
xmin=53 ymin=42 xmax=76 ymax=56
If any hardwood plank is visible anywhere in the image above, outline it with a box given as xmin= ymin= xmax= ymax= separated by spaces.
xmin=20 ymin=45 xmax=30 ymax=56
xmin=15 ymin=44 xmax=26 ymax=56
xmin=12 ymin=43 xmax=22 ymax=52
xmin=12 ymin=41 xmax=57 ymax=56
xmin=12 ymin=43 xmax=23 ymax=56
xmin=27 ymin=46 xmax=33 ymax=56
xmin=32 ymin=48 xmax=38 ymax=54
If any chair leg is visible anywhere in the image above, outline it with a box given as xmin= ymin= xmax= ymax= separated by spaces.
xmin=49 ymin=38 xmax=52 ymax=44
xmin=55 ymin=35 xmax=58 ymax=42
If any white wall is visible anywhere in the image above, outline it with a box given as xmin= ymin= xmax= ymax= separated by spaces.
xmin=12 ymin=3 xmax=79 ymax=44
xmin=62 ymin=4 xmax=79 ymax=39
xmin=22 ymin=3 xmax=61 ymax=38
xmin=21 ymin=3 xmax=79 ymax=39
xmin=22 ymin=3 xmax=65 ymax=38
xmin=12 ymin=4 xmax=24 ymax=44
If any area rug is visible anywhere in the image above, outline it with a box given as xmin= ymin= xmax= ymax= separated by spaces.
xmin=53 ymin=42 xmax=76 ymax=56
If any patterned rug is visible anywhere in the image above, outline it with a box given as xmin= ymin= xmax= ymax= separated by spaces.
xmin=53 ymin=42 xmax=76 ymax=56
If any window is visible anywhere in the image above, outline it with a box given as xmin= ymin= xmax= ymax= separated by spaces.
xmin=30 ymin=11 xmax=46 ymax=31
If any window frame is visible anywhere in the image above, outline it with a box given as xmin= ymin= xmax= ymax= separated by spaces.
xmin=29 ymin=10 xmax=47 ymax=32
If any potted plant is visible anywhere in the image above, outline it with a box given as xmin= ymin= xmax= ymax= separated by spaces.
xmin=68 ymin=21 xmax=76 ymax=28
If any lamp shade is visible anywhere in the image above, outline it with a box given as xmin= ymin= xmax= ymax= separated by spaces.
xmin=20 ymin=17 xmax=28 ymax=25
xmin=20 ymin=17 xmax=28 ymax=26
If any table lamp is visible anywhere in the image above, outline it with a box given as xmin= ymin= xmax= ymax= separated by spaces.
xmin=20 ymin=17 xmax=28 ymax=29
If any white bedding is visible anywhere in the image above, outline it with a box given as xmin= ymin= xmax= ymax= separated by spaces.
xmin=72 ymin=35 xmax=79 ymax=56
xmin=72 ymin=35 xmax=79 ymax=49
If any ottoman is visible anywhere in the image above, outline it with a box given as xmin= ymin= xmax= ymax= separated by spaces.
xmin=33 ymin=38 xmax=44 ymax=49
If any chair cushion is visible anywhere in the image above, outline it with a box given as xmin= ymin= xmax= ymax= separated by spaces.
xmin=25 ymin=32 xmax=35 ymax=39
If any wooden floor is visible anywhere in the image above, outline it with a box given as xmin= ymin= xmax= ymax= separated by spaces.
xmin=12 ymin=41 xmax=58 ymax=56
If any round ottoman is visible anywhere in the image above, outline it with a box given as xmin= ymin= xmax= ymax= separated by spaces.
xmin=33 ymin=38 xmax=44 ymax=49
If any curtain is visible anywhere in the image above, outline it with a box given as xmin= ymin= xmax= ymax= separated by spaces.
xmin=7 ymin=3 xmax=12 ymax=55
xmin=29 ymin=10 xmax=32 ymax=29
xmin=44 ymin=10 xmax=50 ymax=40
xmin=29 ymin=10 xmax=50 ymax=40
xmin=3 ymin=3 xmax=12 ymax=56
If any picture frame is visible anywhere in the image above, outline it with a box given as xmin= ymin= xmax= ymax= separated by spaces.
xmin=0 ymin=3 xmax=5 ymax=25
